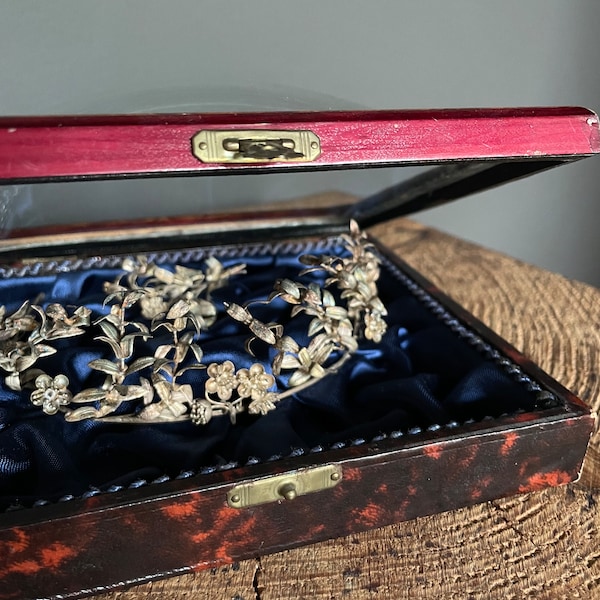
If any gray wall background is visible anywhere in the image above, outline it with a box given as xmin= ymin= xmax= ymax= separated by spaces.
xmin=1 ymin=1 xmax=599 ymax=285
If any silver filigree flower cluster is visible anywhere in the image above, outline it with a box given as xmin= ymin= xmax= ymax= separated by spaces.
xmin=0 ymin=221 xmax=387 ymax=425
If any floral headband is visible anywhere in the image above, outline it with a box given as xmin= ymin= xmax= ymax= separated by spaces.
xmin=0 ymin=221 xmax=387 ymax=426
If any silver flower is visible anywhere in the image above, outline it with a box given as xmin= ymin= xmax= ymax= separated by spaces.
xmin=205 ymin=361 xmax=238 ymax=401
xmin=364 ymin=311 xmax=387 ymax=343
xmin=172 ymin=265 xmax=206 ymax=289
xmin=248 ymin=392 xmax=279 ymax=415
xmin=42 ymin=304 xmax=91 ymax=339
xmin=31 ymin=374 xmax=72 ymax=415
xmin=237 ymin=363 xmax=275 ymax=401
xmin=140 ymin=293 xmax=169 ymax=320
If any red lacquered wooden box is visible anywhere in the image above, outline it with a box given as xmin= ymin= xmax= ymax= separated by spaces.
xmin=0 ymin=108 xmax=598 ymax=599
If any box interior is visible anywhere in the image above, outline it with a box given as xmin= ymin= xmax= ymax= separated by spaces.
xmin=0 ymin=236 xmax=551 ymax=512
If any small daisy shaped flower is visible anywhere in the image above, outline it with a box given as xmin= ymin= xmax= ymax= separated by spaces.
xmin=237 ymin=363 xmax=275 ymax=401
xmin=31 ymin=374 xmax=72 ymax=415
xmin=205 ymin=360 xmax=238 ymax=401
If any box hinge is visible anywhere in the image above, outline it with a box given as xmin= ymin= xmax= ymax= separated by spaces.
xmin=191 ymin=129 xmax=321 ymax=164
xmin=227 ymin=464 xmax=342 ymax=509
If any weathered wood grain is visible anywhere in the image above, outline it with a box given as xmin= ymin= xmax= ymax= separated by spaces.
xmin=93 ymin=218 xmax=600 ymax=600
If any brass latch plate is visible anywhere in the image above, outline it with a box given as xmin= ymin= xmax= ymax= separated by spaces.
xmin=227 ymin=464 xmax=342 ymax=509
xmin=191 ymin=129 xmax=321 ymax=164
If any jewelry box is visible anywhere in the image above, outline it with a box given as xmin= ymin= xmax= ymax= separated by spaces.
xmin=0 ymin=107 xmax=597 ymax=600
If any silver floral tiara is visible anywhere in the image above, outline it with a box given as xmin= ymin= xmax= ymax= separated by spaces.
xmin=0 ymin=221 xmax=387 ymax=425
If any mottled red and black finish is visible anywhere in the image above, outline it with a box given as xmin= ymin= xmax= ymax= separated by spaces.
xmin=0 ymin=248 xmax=593 ymax=600
xmin=0 ymin=409 xmax=591 ymax=600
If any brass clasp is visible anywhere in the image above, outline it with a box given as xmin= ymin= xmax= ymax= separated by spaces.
xmin=227 ymin=464 xmax=342 ymax=509
xmin=191 ymin=129 xmax=321 ymax=164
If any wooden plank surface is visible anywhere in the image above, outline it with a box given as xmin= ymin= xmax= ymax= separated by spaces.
xmin=93 ymin=218 xmax=600 ymax=600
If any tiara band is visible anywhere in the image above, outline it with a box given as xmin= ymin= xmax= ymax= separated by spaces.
xmin=0 ymin=221 xmax=387 ymax=425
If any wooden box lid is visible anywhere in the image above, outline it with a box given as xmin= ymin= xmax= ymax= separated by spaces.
xmin=0 ymin=107 xmax=598 ymax=259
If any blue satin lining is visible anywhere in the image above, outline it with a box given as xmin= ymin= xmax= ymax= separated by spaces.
xmin=0 ymin=247 xmax=536 ymax=510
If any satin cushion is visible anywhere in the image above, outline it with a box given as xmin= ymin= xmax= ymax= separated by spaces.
xmin=0 ymin=244 xmax=535 ymax=510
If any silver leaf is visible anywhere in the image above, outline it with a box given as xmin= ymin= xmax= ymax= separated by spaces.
xmin=88 ymin=359 xmax=121 ymax=375
xmin=167 ymin=299 xmax=191 ymax=319
xmin=126 ymin=356 xmax=155 ymax=375
xmin=280 ymin=354 xmax=302 ymax=370
xmin=288 ymin=370 xmax=312 ymax=387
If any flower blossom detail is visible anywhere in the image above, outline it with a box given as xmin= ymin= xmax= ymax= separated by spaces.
xmin=237 ymin=363 xmax=275 ymax=401
xmin=248 ymin=392 xmax=279 ymax=415
xmin=44 ymin=304 xmax=91 ymax=338
xmin=364 ymin=311 xmax=387 ymax=343
xmin=31 ymin=374 xmax=72 ymax=415
xmin=205 ymin=361 xmax=238 ymax=401
xmin=140 ymin=294 xmax=169 ymax=320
